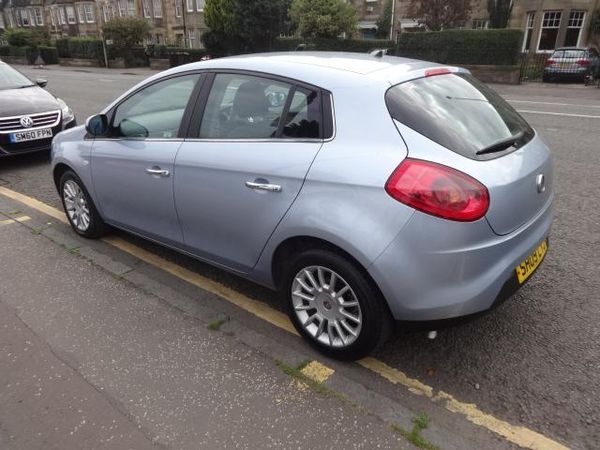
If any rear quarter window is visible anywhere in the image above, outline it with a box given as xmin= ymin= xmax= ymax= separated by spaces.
xmin=385 ymin=73 xmax=534 ymax=160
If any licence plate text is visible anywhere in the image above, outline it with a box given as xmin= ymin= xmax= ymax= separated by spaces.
xmin=10 ymin=128 xmax=53 ymax=143
xmin=516 ymin=239 xmax=548 ymax=284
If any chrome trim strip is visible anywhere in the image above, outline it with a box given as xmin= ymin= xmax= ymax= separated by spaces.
xmin=0 ymin=110 xmax=61 ymax=134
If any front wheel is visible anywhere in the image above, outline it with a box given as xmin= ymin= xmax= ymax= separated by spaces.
xmin=282 ymin=249 xmax=392 ymax=360
xmin=59 ymin=170 xmax=106 ymax=239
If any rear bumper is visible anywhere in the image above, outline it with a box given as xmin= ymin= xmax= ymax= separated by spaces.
xmin=368 ymin=196 xmax=553 ymax=321
xmin=543 ymin=67 xmax=589 ymax=78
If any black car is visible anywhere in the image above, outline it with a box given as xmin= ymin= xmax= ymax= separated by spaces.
xmin=0 ymin=61 xmax=76 ymax=157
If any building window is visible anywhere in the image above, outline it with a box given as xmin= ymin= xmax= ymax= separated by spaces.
xmin=538 ymin=11 xmax=561 ymax=51
xmin=77 ymin=4 xmax=85 ymax=23
xmin=186 ymin=0 xmax=194 ymax=13
xmin=59 ymin=7 xmax=66 ymax=25
xmin=34 ymin=7 xmax=43 ymax=26
xmin=0 ymin=13 xmax=5 ymax=29
xmin=20 ymin=9 xmax=30 ymax=26
xmin=142 ymin=0 xmax=151 ymax=18
xmin=522 ymin=11 xmax=535 ymax=52
xmin=188 ymin=29 xmax=195 ymax=48
xmin=118 ymin=0 xmax=126 ymax=17
xmin=175 ymin=0 xmax=182 ymax=17
xmin=66 ymin=6 xmax=76 ymax=24
xmin=102 ymin=4 xmax=110 ymax=22
xmin=83 ymin=4 xmax=94 ymax=22
xmin=565 ymin=10 xmax=586 ymax=47
xmin=127 ymin=0 xmax=136 ymax=16
xmin=472 ymin=19 xmax=488 ymax=29
xmin=196 ymin=0 xmax=204 ymax=11
xmin=29 ymin=9 xmax=36 ymax=26
xmin=153 ymin=0 xmax=162 ymax=18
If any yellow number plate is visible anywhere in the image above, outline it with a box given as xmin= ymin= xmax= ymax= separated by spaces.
xmin=515 ymin=239 xmax=548 ymax=284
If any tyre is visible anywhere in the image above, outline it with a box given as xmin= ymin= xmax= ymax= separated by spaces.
xmin=282 ymin=248 xmax=392 ymax=360
xmin=59 ymin=170 xmax=107 ymax=239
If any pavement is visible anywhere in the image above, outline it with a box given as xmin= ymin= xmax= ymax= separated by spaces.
xmin=0 ymin=200 xmax=414 ymax=449
xmin=0 ymin=65 xmax=599 ymax=449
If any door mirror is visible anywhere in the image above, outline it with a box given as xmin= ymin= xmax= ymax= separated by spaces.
xmin=85 ymin=114 xmax=108 ymax=136
xmin=36 ymin=79 xmax=48 ymax=87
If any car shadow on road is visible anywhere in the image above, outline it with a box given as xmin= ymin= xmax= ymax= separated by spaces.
xmin=0 ymin=152 xmax=50 ymax=178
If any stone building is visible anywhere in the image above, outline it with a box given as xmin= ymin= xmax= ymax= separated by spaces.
xmin=0 ymin=0 xmax=208 ymax=47
xmin=511 ymin=0 xmax=599 ymax=52
xmin=353 ymin=0 xmax=598 ymax=51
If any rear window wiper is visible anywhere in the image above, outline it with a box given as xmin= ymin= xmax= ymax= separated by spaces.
xmin=476 ymin=131 xmax=525 ymax=156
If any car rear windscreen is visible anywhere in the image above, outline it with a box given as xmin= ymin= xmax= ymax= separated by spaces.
xmin=385 ymin=73 xmax=534 ymax=160
xmin=552 ymin=50 xmax=586 ymax=58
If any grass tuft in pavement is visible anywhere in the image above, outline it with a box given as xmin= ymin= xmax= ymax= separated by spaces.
xmin=206 ymin=318 xmax=228 ymax=331
xmin=391 ymin=413 xmax=438 ymax=450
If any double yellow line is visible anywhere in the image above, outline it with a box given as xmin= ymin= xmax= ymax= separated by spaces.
xmin=0 ymin=185 xmax=569 ymax=450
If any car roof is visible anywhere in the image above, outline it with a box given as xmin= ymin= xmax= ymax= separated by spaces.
xmin=165 ymin=52 xmax=452 ymax=90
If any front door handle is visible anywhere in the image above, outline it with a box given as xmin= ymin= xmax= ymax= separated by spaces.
xmin=245 ymin=181 xmax=282 ymax=192
xmin=146 ymin=167 xmax=170 ymax=177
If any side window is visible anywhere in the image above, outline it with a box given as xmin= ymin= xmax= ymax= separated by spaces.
xmin=112 ymin=74 xmax=200 ymax=139
xmin=281 ymin=87 xmax=321 ymax=139
xmin=199 ymin=73 xmax=292 ymax=139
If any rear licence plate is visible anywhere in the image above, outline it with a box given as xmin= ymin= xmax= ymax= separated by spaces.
xmin=515 ymin=239 xmax=548 ymax=284
xmin=9 ymin=128 xmax=53 ymax=143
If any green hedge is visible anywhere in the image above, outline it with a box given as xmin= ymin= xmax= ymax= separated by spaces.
xmin=395 ymin=29 xmax=523 ymax=66
xmin=37 ymin=46 xmax=59 ymax=65
xmin=273 ymin=37 xmax=395 ymax=53
xmin=56 ymin=37 xmax=104 ymax=61
xmin=0 ymin=45 xmax=57 ymax=64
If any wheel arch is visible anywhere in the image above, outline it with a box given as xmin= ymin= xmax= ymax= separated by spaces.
xmin=53 ymin=162 xmax=74 ymax=191
xmin=270 ymin=236 xmax=392 ymax=317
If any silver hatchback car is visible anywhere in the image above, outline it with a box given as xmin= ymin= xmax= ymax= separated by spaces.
xmin=52 ymin=53 xmax=553 ymax=360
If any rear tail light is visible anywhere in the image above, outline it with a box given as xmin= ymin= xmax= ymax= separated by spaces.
xmin=385 ymin=159 xmax=489 ymax=222
xmin=544 ymin=59 xmax=555 ymax=67
xmin=425 ymin=68 xmax=451 ymax=77
xmin=576 ymin=59 xmax=590 ymax=66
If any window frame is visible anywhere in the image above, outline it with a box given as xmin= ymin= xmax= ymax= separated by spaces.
xmin=153 ymin=0 xmax=162 ymax=18
xmin=84 ymin=3 xmax=95 ymax=22
xmin=77 ymin=4 xmax=85 ymax=23
xmin=537 ymin=10 xmax=562 ymax=52
xmin=66 ymin=5 xmax=76 ymax=24
xmin=565 ymin=10 xmax=586 ymax=47
xmin=186 ymin=70 xmax=334 ymax=142
xmin=522 ymin=11 xmax=535 ymax=52
xmin=34 ymin=7 xmax=44 ymax=26
xmin=96 ymin=72 xmax=207 ymax=142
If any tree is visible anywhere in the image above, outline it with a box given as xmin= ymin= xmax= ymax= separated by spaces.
xmin=289 ymin=0 xmax=358 ymax=39
xmin=203 ymin=0 xmax=292 ymax=55
xmin=102 ymin=17 xmax=150 ymax=49
xmin=408 ymin=0 xmax=472 ymax=31
xmin=487 ymin=0 xmax=513 ymax=28
xmin=376 ymin=0 xmax=393 ymax=39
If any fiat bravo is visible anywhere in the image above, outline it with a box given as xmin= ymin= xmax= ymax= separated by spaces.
xmin=51 ymin=53 xmax=553 ymax=360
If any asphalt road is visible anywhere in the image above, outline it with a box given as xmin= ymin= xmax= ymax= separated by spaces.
xmin=2 ymin=65 xmax=599 ymax=449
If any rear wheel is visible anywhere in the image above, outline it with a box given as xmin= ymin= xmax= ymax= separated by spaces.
xmin=282 ymin=248 xmax=392 ymax=360
xmin=59 ymin=170 xmax=106 ymax=239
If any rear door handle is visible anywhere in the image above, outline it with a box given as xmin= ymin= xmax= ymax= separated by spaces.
xmin=146 ymin=167 xmax=170 ymax=177
xmin=245 ymin=181 xmax=282 ymax=192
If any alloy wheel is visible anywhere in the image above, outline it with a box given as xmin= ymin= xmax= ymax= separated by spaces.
xmin=291 ymin=265 xmax=363 ymax=348
xmin=63 ymin=180 xmax=91 ymax=232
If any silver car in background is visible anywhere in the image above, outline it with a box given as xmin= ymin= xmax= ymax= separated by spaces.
xmin=51 ymin=53 xmax=553 ymax=360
